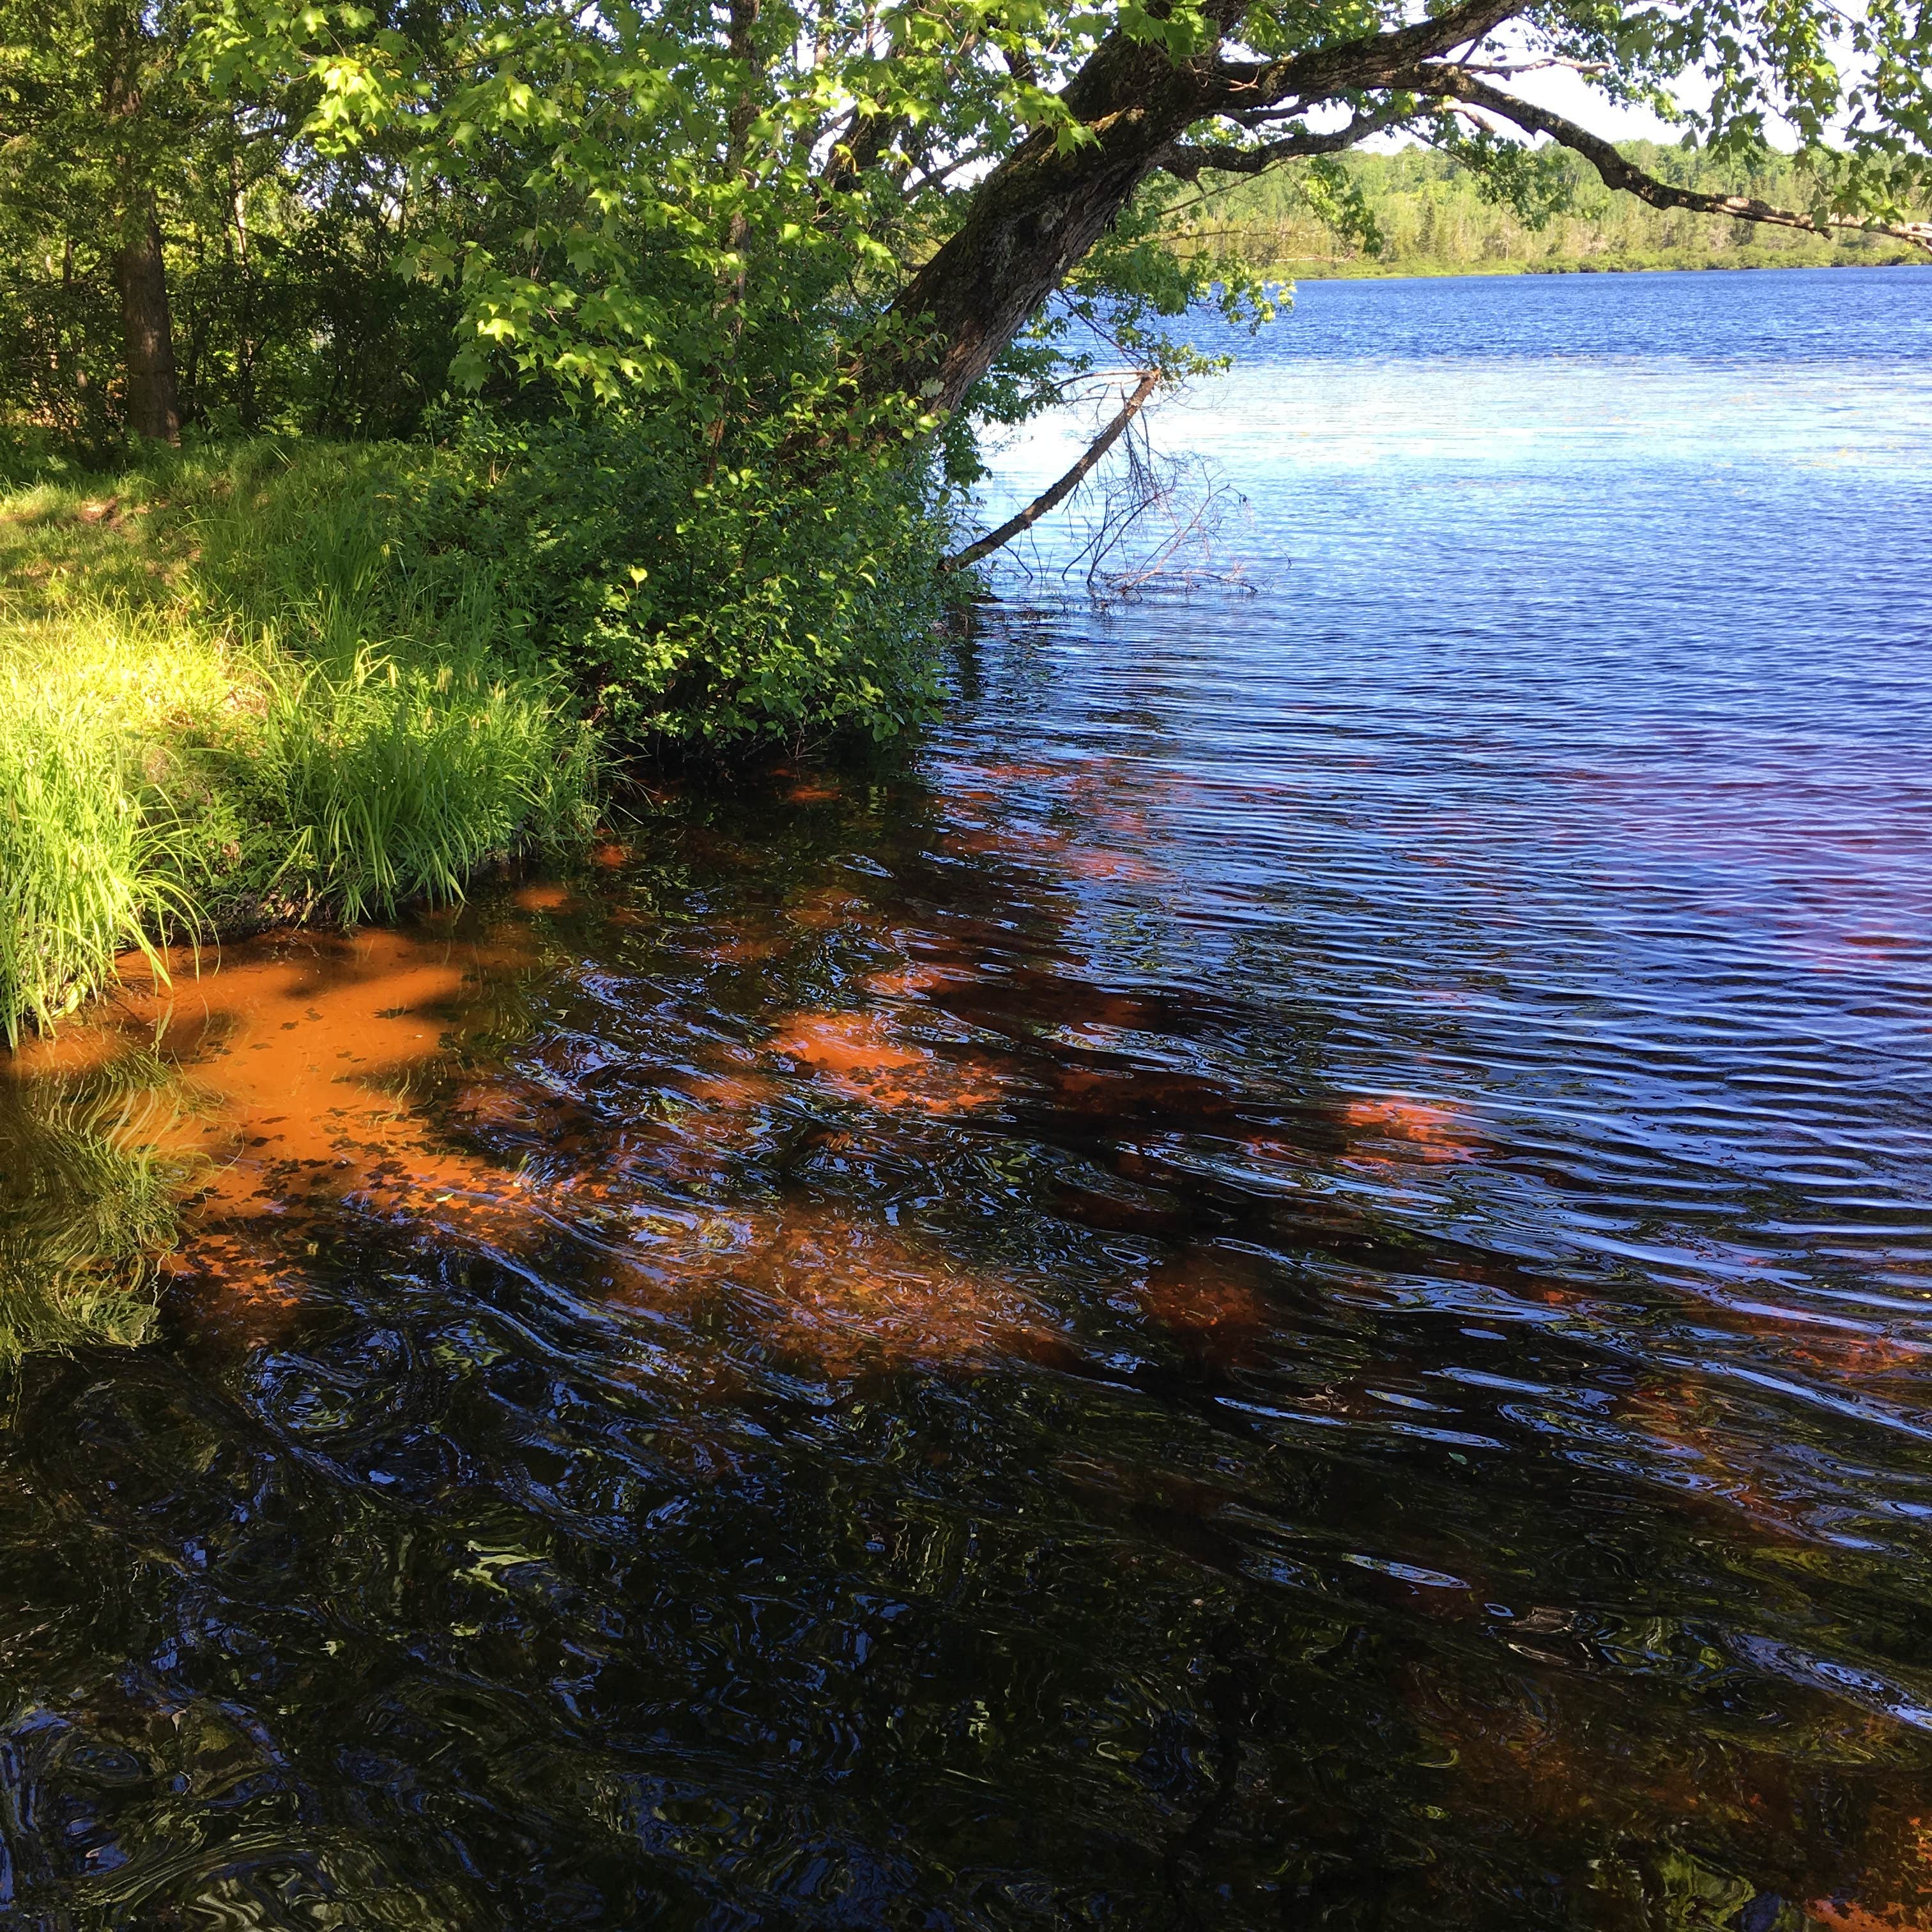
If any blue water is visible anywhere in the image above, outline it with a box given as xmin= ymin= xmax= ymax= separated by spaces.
xmin=1 ymin=265 xmax=1929 ymax=1928
xmin=976 ymin=266 xmax=1932 ymax=1297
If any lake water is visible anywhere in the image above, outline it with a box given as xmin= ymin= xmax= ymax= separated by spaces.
xmin=1 ymin=266 xmax=1930 ymax=1929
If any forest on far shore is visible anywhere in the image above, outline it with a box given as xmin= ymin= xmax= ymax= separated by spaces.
xmin=1177 ymin=144 xmax=1932 ymax=277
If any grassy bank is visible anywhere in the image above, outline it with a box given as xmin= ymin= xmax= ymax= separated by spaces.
xmin=0 ymin=443 xmax=598 ymax=1046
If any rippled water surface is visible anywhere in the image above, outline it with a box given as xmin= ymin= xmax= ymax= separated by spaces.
xmin=3 ymin=266 xmax=1931 ymax=1929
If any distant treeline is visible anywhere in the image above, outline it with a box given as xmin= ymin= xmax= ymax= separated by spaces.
xmin=1174 ymin=144 xmax=1930 ymax=277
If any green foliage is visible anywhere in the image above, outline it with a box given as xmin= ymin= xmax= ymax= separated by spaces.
xmin=0 ymin=663 xmax=201 ymax=1046
xmin=0 ymin=445 xmax=598 ymax=1041
xmin=0 ymin=0 xmax=1924 ymax=1024
xmin=398 ymin=411 xmax=953 ymax=751
xmin=1430 ymin=124 xmax=1581 ymax=232
xmin=1177 ymin=142 xmax=1930 ymax=275
xmin=4 ymin=0 xmax=1929 ymax=465
xmin=264 ymin=647 xmax=598 ymax=925
xmin=0 ymin=0 xmax=459 ymax=449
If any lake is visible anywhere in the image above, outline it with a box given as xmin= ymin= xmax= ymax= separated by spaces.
xmin=1 ymin=265 xmax=1929 ymax=1929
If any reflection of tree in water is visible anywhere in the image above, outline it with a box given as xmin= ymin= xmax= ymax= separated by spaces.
xmin=0 ymin=756 xmax=1930 ymax=1926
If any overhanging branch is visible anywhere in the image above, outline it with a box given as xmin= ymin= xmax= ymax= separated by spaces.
xmin=1402 ymin=66 xmax=1932 ymax=252
xmin=1200 ymin=0 xmax=1522 ymax=112
xmin=1158 ymin=98 xmax=1416 ymax=180
xmin=942 ymin=368 xmax=1160 ymax=571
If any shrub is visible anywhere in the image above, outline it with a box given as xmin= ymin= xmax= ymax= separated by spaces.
xmin=400 ymin=410 xmax=954 ymax=753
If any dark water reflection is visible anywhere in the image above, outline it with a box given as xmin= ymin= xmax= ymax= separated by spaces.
xmin=3 ymin=268 xmax=1932 ymax=1928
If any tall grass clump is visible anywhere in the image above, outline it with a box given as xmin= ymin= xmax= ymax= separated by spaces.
xmin=0 ymin=657 xmax=201 ymax=1048
xmin=266 ymin=648 xmax=597 ymax=926
xmin=0 ymin=444 xmax=601 ymax=1043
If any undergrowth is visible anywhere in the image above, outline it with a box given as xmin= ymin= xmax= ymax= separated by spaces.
xmin=0 ymin=443 xmax=598 ymax=1045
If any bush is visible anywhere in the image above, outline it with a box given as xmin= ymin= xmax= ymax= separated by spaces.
xmin=400 ymin=410 xmax=953 ymax=753
xmin=0 ymin=415 xmax=953 ymax=1043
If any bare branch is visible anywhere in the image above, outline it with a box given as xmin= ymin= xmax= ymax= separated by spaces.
xmin=1404 ymin=66 xmax=1932 ymax=252
xmin=943 ymin=369 xmax=1160 ymax=571
xmin=1158 ymin=97 xmax=1417 ymax=180
xmin=1454 ymin=56 xmax=1609 ymax=77
xmin=905 ymin=141 xmax=996 ymax=194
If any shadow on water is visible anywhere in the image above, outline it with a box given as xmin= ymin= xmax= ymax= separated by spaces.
xmin=0 ymin=710 xmax=1928 ymax=1929
xmin=4 ymin=264 xmax=1932 ymax=1928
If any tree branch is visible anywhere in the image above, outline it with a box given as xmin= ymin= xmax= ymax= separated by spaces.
xmin=1404 ymin=66 xmax=1932 ymax=252
xmin=1158 ymin=98 xmax=1417 ymax=180
xmin=821 ymin=108 xmax=911 ymax=193
xmin=1200 ymin=0 xmax=1522 ymax=111
xmin=942 ymin=368 xmax=1160 ymax=571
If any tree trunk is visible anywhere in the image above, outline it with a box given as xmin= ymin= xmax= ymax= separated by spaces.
xmin=873 ymin=32 xmax=1200 ymax=418
xmin=864 ymin=0 xmax=1522 ymax=418
xmin=114 ymin=192 xmax=180 ymax=443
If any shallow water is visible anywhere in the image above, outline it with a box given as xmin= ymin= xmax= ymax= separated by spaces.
xmin=2 ymin=266 xmax=1931 ymax=1929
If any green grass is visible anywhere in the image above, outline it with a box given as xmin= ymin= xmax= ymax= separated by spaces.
xmin=0 ymin=441 xmax=599 ymax=1045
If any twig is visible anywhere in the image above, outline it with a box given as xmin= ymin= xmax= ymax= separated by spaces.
xmin=942 ymin=367 xmax=1160 ymax=571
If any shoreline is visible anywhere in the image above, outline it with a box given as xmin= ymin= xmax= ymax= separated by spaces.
xmin=1248 ymin=253 xmax=1932 ymax=283
xmin=0 ymin=447 xmax=599 ymax=1049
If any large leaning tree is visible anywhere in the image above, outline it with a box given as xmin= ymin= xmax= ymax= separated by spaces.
xmin=870 ymin=0 xmax=1932 ymax=418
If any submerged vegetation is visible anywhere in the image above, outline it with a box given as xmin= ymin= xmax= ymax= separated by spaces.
xmin=0 ymin=1052 xmax=190 ymax=1360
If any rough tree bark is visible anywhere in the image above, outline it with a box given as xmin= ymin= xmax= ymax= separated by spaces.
xmin=103 ymin=5 xmax=181 ymax=444
xmin=866 ymin=0 xmax=1519 ymax=417
xmin=114 ymin=192 xmax=181 ymax=444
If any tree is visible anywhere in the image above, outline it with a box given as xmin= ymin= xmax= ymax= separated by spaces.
xmin=187 ymin=0 xmax=1929 ymax=441
xmin=0 ymin=0 xmax=194 ymax=442
xmin=1 ymin=0 xmax=459 ymax=447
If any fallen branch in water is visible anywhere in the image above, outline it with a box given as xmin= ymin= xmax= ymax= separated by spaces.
xmin=942 ymin=368 xmax=1161 ymax=572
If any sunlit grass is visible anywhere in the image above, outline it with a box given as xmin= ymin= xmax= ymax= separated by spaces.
xmin=0 ymin=441 xmax=599 ymax=1045
xmin=0 ymin=616 xmax=219 ymax=1044
xmin=268 ymin=648 xmax=597 ymax=927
